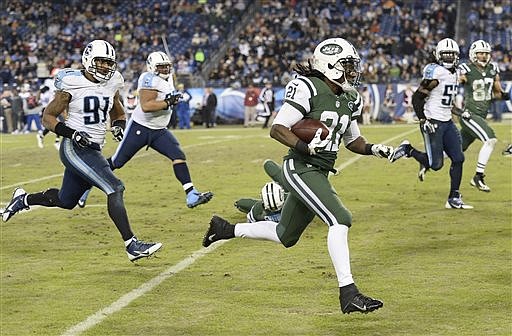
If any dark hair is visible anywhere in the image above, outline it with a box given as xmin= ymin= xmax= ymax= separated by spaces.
xmin=294 ymin=60 xmax=326 ymax=79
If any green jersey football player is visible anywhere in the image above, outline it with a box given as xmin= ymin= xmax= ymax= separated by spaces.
xmin=458 ymin=40 xmax=510 ymax=192
xmin=203 ymin=38 xmax=394 ymax=314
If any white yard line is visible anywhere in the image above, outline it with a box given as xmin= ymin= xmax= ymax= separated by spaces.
xmin=5 ymin=127 xmax=416 ymax=336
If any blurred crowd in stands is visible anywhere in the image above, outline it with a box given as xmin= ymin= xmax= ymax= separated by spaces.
xmin=0 ymin=0 xmax=510 ymax=131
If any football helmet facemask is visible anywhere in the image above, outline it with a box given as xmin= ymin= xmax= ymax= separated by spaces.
xmin=434 ymin=38 xmax=459 ymax=69
xmin=147 ymin=52 xmax=172 ymax=79
xmin=312 ymin=38 xmax=362 ymax=92
xmin=469 ymin=40 xmax=491 ymax=67
xmin=261 ymin=181 xmax=285 ymax=212
xmin=82 ymin=40 xmax=117 ymax=82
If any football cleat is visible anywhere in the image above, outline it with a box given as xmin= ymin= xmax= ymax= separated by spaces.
xmin=445 ymin=193 xmax=473 ymax=209
xmin=418 ymin=163 xmax=428 ymax=182
xmin=340 ymin=287 xmax=383 ymax=314
xmin=54 ymin=140 xmax=61 ymax=151
xmin=502 ymin=144 xmax=512 ymax=156
xmin=202 ymin=215 xmax=235 ymax=247
xmin=2 ymin=188 xmax=29 ymax=222
xmin=186 ymin=188 xmax=214 ymax=208
xmin=470 ymin=174 xmax=490 ymax=192
xmin=389 ymin=140 xmax=411 ymax=163
xmin=37 ymin=132 xmax=44 ymax=148
xmin=126 ymin=237 xmax=162 ymax=262
xmin=78 ymin=188 xmax=91 ymax=208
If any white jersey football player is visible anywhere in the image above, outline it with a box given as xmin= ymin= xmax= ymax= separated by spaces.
xmin=78 ymin=51 xmax=213 ymax=209
xmin=1 ymin=40 xmax=163 ymax=262
xmin=390 ymin=38 xmax=472 ymax=209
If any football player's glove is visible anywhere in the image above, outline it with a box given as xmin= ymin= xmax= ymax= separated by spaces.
xmin=164 ymin=93 xmax=181 ymax=108
xmin=461 ymin=111 xmax=471 ymax=120
xmin=111 ymin=120 xmax=125 ymax=142
xmin=308 ymin=128 xmax=330 ymax=155
xmin=421 ymin=119 xmax=437 ymax=134
xmin=72 ymin=131 xmax=92 ymax=148
xmin=371 ymin=144 xmax=393 ymax=159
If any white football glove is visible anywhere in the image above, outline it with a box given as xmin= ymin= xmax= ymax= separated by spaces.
xmin=421 ymin=119 xmax=437 ymax=134
xmin=308 ymin=128 xmax=330 ymax=155
xmin=371 ymin=144 xmax=393 ymax=159
xmin=461 ymin=111 xmax=471 ymax=120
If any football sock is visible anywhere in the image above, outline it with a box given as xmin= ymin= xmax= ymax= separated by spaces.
xmin=410 ymin=148 xmax=429 ymax=168
xmin=173 ymin=162 xmax=192 ymax=192
xmin=234 ymin=221 xmax=281 ymax=243
xmin=124 ymin=237 xmax=135 ymax=247
xmin=449 ymin=161 xmax=463 ymax=192
xmin=476 ymin=139 xmax=495 ymax=173
xmin=107 ymin=191 xmax=134 ymax=241
xmin=327 ymin=224 xmax=354 ymax=287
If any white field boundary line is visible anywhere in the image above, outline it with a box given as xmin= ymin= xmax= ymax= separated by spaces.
xmin=59 ymin=127 xmax=417 ymax=336
xmin=0 ymin=135 xmax=268 ymax=191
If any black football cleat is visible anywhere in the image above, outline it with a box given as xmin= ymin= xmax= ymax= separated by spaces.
xmin=340 ymin=284 xmax=383 ymax=314
xmin=202 ymin=215 xmax=235 ymax=247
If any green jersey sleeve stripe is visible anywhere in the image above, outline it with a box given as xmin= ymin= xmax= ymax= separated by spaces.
xmin=284 ymin=99 xmax=307 ymax=115
xmin=297 ymin=77 xmax=316 ymax=97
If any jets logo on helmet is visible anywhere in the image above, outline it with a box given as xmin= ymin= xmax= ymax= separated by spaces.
xmin=434 ymin=38 xmax=459 ymax=69
xmin=469 ymin=40 xmax=491 ymax=67
xmin=320 ymin=44 xmax=343 ymax=55
xmin=313 ymin=38 xmax=362 ymax=92
xmin=261 ymin=182 xmax=285 ymax=212
xmin=147 ymin=51 xmax=172 ymax=79
xmin=81 ymin=40 xmax=117 ymax=82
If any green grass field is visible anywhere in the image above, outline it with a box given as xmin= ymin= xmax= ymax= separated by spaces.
xmin=1 ymin=122 xmax=511 ymax=336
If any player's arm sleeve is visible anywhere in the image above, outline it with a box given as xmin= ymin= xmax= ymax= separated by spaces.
xmin=342 ymin=121 xmax=362 ymax=147
xmin=412 ymin=78 xmax=437 ymax=120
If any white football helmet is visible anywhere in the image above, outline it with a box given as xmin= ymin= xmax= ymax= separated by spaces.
xmin=82 ymin=40 xmax=117 ymax=82
xmin=147 ymin=51 xmax=172 ymax=79
xmin=434 ymin=38 xmax=459 ymax=69
xmin=469 ymin=40 xmax=491 ymax=67
xmin=261 ymin=182 xmax=285 ymax=212
xmin=312 ymin=38 xmax=362 ymax=91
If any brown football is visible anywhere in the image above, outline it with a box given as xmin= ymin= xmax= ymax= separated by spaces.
xmin=291 ymin=119 xmax=329 ymax=143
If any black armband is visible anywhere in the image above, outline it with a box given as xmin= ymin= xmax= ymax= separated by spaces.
xmin=294 ymin=140 xmax=310 ymax=155
xmin=112 ymin=119 xmax=126 ymax=129
xmin=412 ymin=90 xmax=428 ymax=120
xmin=501 ymin=91 xmax=510 ymax=101
xmin=364 ymin=143 xmax=374 ymax=155
xmin=54 ymin=122 xmax=76 ymax=139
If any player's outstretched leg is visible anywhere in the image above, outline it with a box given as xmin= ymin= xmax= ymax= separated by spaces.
xmin=186 ymin=188 xmax=214 ymax=208
xmin=202 ymin=215 xmax=235 ymax=247
xmin=339 ymin=283 xmax=383 ymax=314
xmin=125 ymin=236 xmax=163 ymax=262
xmin=2 ymin=188 xmax=29 ymax=222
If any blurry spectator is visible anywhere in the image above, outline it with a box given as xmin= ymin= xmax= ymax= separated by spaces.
xmin=361 ymin=86 xmax=372 ymax=125
xmin=259 ymin=81 xmax=275 ymax=129
xmin=402 ymin=84 xmax=415 ymax=123
xmin=176 ymin=83 xmax=192 ymax=129
xmin=10 ymin=88 xmax=25 ymax=133
xmin=1 ymin=85 xmax=14 ymax=133
xmin=202 ymin=87 xmax=217 ymax=128
xmin=244 ymin=83 xmax=259 ymax=127
xmin=379 ymin=84 xmax=395 ymax=123
xmin=123 ymin=93 xmax=138 ymax=120
xmin=20 ymin=85 xmax=43 ymax=135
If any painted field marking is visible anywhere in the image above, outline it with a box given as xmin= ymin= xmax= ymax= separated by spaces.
xmin=60 ymin=127 xmax=417 ymax=335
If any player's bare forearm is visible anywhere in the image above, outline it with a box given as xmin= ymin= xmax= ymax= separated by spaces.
xmin=270 ymin=124 xmax=300 ymax=148
xmin=110 ymin=91 xmax=126 ymax=121
xmin=139 ymin=89 xmax=168 ymax=112
xmin=346 ymin=136 xmax=368 ymax=155
xmin=42 ymin=91 xmax=70 ymax=131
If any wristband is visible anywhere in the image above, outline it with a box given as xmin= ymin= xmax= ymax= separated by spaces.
xmin=295 ymin=140 xmax=310 ymax=155
xmin=54 ymin=122 xmax=76 ymax=139
xmin=364 ymin=143 xmax=374 ymax=155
